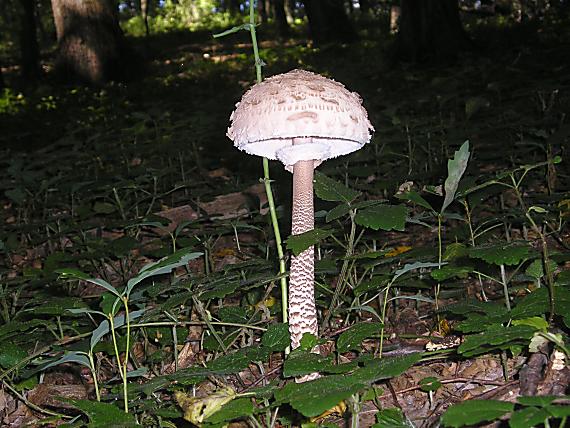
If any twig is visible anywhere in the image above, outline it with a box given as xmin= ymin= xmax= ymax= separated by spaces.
xmin=1 ymin=379 xmax=72 ymax=419
xmin=378 ymin=377 xmax=515 ymax=399
xmin=243 ymin=366 xmax=283 ymax=391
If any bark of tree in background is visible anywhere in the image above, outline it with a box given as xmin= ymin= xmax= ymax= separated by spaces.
xmin=50 ymin=0 xmax=129 ymax=84
xmin=0 ymin=66 xmax=4 ymax=90
xmin=396 ymin=0 xmax=469 ymax=62
xmin=303 ymin=0 xmax=356 ymax=44
xmin=20 ymin=0 xmax=41 ymax=80
xmin=390 ymin=5 xmax=400 ymax=34
xmin=258 ymin=0 xmax=268 ymax=23
xmin=284 ymin=0 xmax=295 ymax=23
xmin=141 ymin=0 xmax=150 ymax=36
xmin=272 ymin=0 xmax=290 ymax=38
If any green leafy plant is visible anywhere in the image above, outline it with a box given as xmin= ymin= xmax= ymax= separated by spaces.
xmin=51 ymin=248 xmax=202 ymax=412
xmin=0 ymin=4 xmax=568 ymax=426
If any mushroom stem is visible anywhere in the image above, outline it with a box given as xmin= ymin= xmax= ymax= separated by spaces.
xmin=289 ymin=159 xmax=318 ymax=351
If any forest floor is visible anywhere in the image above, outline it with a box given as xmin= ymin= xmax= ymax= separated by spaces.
xmin=0 ymin=14 xmax=569 ymax=428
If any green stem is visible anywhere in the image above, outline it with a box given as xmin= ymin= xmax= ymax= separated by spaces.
xmin=249 ymin=2 xmax=262 ymax=84
xmin=192 ymin=296 xmax=228 ymax=353
xmin=88 ymin=351 xmax=101 ymax=402
xmin=378 ymin=283 xmax=392 ymax=358
xmin=324 ymin=210 xmax=357 ymax=328
xmin=123 ymin=297 xmax=130 ymax=413
xmin=350 ymin=393 xmax=360 ymax=428
xmin=435 ymin=214 xmax=443 ymax=314
xmin=463 ymin=199 xmax=488 ymax=301
xmin=526 ymin=212 xmax=555 ymax=323
xmin=263 ymin=158 xmax=289 ymax=328
xmin=500 ymin=264 xmax=511 ymax=311
xmin=248 ymin=2 xmax=288 ymax=332
xmin=109 ymin=313 xmax=128 ymax=413
xmin=112 ymin=187 xmax=126 ymax=221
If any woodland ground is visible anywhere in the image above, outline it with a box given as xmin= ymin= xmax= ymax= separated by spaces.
xmin=0 ymin=14 xmax=569 ymax=428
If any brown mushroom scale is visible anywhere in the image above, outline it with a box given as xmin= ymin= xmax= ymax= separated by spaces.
xmin=227 ymin=69 xmax=373 ymax=380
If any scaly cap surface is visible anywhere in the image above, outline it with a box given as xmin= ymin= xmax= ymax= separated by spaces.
xmin=227 ymin=69 xmax=374 ymax=171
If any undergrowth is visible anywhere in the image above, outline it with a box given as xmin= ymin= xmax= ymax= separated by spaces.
xmin=0 ymin=13 xmax=569 ymax=428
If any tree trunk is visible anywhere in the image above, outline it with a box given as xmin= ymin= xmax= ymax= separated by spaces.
xmin=396 ymin=0 xmax=469 ymax=62
xmin=390 ymin=5 xmax=400 ymax=34
xmin=303 ymin=0 xmax=356 ymax=44
xmin=284 ymin=0 xmax=295 ymax=23
xmin=0 ymin=66 xmax=4 ymax=90
xmin=141 ymin=0 xmax=150 ymax=36
xmin=20 ymin=0 xmax=41 ymax=80
xmin=258 ymin=0 xmax=268 ymax=24
xmin=50 ymin=0 xmax=128 ymax=84
xmin=272 ymin=0 xmax=290 ymax=38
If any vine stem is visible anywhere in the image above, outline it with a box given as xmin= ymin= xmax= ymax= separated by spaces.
xmin=263 ymin=158 xmax=289 ymax=328
xmin=248 ymin=1 xmax=289 ymax=331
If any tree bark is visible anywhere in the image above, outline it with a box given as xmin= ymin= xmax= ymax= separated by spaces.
xmin=390 ymin=5 xmax=400 ymax=34
xmin=303 ymin=0 xmax=356 ymax=44
xmin=50 ymin=0 xmax=129 ymax=84
xmin=141 ymin=0 xmax=150 ymax=36
xmin=258 ymin=0 xmax=268 ymax=23
xmin=20 ymin=0 xmax=41 ymax=80
xmin=272 ymin=0 xmax=290 ymax=38
xmin=396 ymin=0 xmax=469 ymax=62
xmin=284 ymin=0 xmax=295 ymax=24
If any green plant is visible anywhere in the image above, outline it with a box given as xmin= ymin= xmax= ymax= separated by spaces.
xmin=50 ymin=248 xmax=202 ymax=412
xmin=0 ymin=10 xmax=568 ymax=426
xmin=214 ymin=0 xmax=289 ymax=333
xmin=0 ymin=89 xmax=26 ymax=115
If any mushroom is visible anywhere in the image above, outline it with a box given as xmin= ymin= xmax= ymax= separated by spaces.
xmin=227 ymin=69 xmax=374 ymax=364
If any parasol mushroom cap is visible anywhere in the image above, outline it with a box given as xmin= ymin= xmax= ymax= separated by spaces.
xmin=227 ymin=69 xmax=374 ymax=172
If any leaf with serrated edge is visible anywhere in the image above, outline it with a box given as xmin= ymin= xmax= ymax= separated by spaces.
xmin=286 ymin=229 xmax=333 ymax=256
xmin=261 ymin=323 xmax=290 ymax=351
xmin=337 ymin=322 xmax=383 ymax=353
xmin=69 ymin=399 xmax=138 ymax=427
xmin=509 ymin=406 xmax=550 ymax=428
xmin=276 ymin=353 xmax=420 ymax=417
xmin=314 ymin=171 xmax=360 ymax=203
xmin=468 ymin=242 xmax=530 ymax=266
xmin=355 ymin=204 xmax=408 ymax=231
